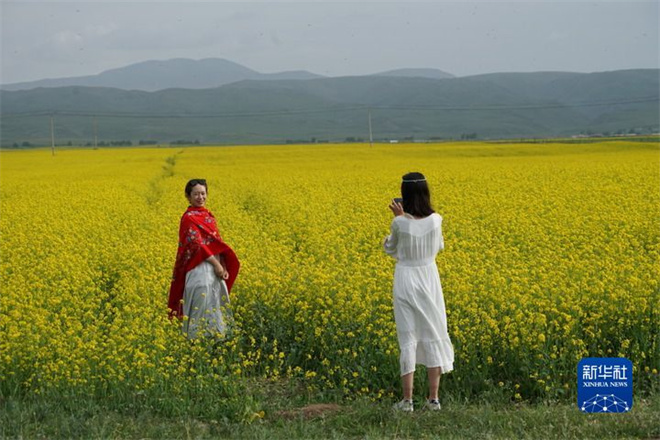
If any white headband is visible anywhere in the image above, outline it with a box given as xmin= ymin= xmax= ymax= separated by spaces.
xmin=402 ymin=178 xmax=426 ymax=183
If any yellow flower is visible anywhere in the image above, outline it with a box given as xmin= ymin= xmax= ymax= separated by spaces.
xmin=1 ymin=141 xmax=657 ymax=400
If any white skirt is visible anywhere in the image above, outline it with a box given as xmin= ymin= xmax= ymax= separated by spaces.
xmin=393 ymin=262 xmax=454 ymax=376
xmin=182 ymin=261 xmax=230 ymax=339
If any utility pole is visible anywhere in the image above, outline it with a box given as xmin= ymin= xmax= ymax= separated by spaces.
xmin=50 ymin=115 xmax=55 ymax=156
xmin=368 ymin=108 xmax=373 ymax=148
xmin=93 ymin=116 xmax=98 ymax=148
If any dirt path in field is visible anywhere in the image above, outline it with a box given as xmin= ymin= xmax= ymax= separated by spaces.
xmin=146 ymin=150 xmax=183 ymax=206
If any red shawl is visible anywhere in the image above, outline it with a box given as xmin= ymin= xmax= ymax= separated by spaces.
xmin=168 ymin=206 xmax=240 ymax=318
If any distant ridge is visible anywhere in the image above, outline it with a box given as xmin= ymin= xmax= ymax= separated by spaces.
xmin=1 ymin=68 xmax=657 ymax=146
xmin=1 ymin=58 xmax=461 ymax=92
xmin=372 ymin=68 xmax=454 ymax=80
xmin=0 ymin=58 xmax=325 ymax=92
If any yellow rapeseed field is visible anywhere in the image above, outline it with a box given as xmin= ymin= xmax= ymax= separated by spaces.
xmin=1 ymin=141 xmax=658 ymax=402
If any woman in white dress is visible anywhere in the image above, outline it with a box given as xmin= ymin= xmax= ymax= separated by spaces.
xmin=168 ymin=179 xmax=240 ymax=339
xmin=384 ymin=172 xmax=454 ymax=412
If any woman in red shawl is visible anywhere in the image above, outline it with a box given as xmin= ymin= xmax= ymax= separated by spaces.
xmin=168 ymin=179 xmax=240 ymax=338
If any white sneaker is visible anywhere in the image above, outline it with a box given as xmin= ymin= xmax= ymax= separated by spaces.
xmin=424 ymin=399 xmax=441 ymax=411
xmin=392 ymin=399 xmax=414 ymax=412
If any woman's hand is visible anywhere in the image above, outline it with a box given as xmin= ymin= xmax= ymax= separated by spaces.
xmin=207 ymin=255 xmax=230 ymax=280
xmin=389 ymin=199 xmax=404 ymax=217
xmin=213 ymin=264 xmax=229 ymax=280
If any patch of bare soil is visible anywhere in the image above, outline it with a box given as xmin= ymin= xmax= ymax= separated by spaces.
xmin=274 ymin=403 xmax=342 ymax=420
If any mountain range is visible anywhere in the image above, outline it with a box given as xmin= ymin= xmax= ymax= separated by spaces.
xmin=1 ymin=58 xmax=454 ymax=92
xmin=0 ymin=59 xmax=657 ymax=146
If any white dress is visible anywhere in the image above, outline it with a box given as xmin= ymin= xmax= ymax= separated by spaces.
xmin=181 ymin=259 xmax=230 ymax=339
xmin=384 ymin=213 xmax=454 ymax=376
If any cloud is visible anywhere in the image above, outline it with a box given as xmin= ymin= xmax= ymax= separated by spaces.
xmin=84 ymin=23 xmax=119 ymax=37
xmin=52 ymin=30 xmax=84 ymax=47
xmin=1 ymin=1 xmax=658 ymax=84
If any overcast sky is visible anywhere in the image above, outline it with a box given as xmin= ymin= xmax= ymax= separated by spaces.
xmin=1 ymin=1 xmax=658 ymax=84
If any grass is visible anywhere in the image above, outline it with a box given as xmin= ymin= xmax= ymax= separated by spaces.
xmin=2 ymin=379 xmax=659 ymax=439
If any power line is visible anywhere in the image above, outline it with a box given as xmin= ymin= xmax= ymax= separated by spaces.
xmin=372 ymin=96 xmax=659 ymax=111
xmin=0 ymin=106 xmax=366 ymax=119
xmin=0 ymin=96 xmax=657 ymax=119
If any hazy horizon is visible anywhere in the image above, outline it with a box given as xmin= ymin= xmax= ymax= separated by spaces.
xmin=4 ymin=56 xmax=660 ymax=87
xmin=1 ymin=1 xmax=658 ymax=85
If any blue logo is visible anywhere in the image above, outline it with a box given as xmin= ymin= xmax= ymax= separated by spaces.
xmin=578 ymin=357 xmax=632 ymax=413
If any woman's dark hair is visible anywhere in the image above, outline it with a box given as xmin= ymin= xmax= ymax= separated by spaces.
xmin=401 ymin=172 xmax=434 ymax=217
xmin=185 ymin=178 xmax=208 ymax=196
